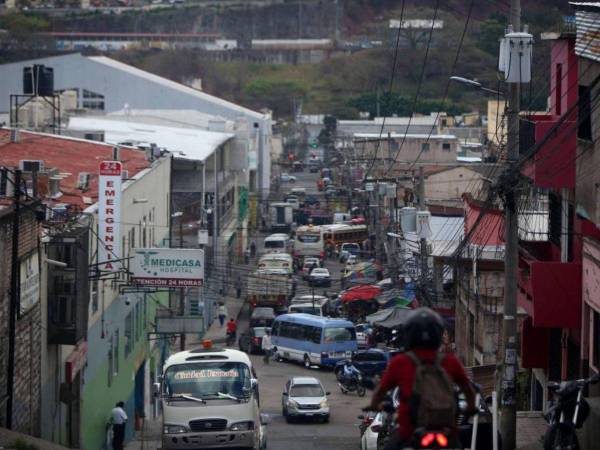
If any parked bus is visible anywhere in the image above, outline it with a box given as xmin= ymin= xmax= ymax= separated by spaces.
xmin=321 ymin=224 xmax=368 ymax=252
xmin=293 ymin=225 xmax=324 ymax=265
xmin=271 ymin=314 xmax=357 ymax=368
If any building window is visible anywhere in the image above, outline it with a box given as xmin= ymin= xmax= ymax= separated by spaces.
xmin=578 ymin=85 xmax=593 ymax=141
xmin=421 ymin=143 xmax=430 ymax=152
xmin=442 ymin=143 xmax=451 ymax=151
xmin=81 ymin=89 xmax=105 ymax=111
xmin=124 ymin=312 xmax=133 ymax=357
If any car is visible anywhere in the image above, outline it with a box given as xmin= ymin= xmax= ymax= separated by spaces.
xmin=238 ymin=326 xmax=271 ymax=354
xmin=286 ymin=196 xmax=300 ymax=210
xmin=309 ymin=267 xmax=331 ymax=287
xmin=250 ymin=307 xmax=276 ymax=327
xmin=290 ymin=187 xmax=307 ymax=198
xmin=360 ymin=412 xmax=383 ymax=450
xmin=280 ymin=173 xmax=296 ymax=183
xmin=303 ymin=195 xmax=320 ymax=209
xmin=334 ymin=348 xmax=401 ymax=385
xmin=282 ymin=376 xmax=330 ymax=423
xmin=302 ymin=257 xmax=321 ymax=280
xmin=293 ymin=161 xmax=304 ymax=172
xmin=339 ymin=242 xmax=361 ymax=263
xmin=322 ymin=177 xmax=332 ymax=186
xmin=325 ymin=186 xmax=337 ymax=198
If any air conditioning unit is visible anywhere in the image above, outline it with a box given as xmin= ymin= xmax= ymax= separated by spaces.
xmin=19 ymin=160 xmax=44 ymax=172
xmin=77 ymin=172 xmax=90 ymax=191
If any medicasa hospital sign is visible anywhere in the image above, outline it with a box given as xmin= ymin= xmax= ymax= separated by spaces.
xmin=130 ymin=248 xmax=205 ymax=287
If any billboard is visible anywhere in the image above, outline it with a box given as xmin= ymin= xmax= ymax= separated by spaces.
xmin=130 ymin=248 xmax=204 ymax=287
xmin=98 ymin=161 xmax=122 ymax=272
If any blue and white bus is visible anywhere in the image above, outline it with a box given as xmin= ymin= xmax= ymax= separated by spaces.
xmin=271 ymin=314 xmax=357 ymax=368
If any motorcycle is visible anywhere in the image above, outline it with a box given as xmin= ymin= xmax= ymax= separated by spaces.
xmin=338 ymin=372 xmax=366 ymax=397
xmin=543 ymin=373 xmax=599 ymax=450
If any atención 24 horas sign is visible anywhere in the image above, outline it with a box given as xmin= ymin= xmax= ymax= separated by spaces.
xmin=130 ymin=248 xmax=204 ymax=287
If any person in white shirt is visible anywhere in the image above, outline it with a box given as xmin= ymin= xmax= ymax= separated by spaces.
xmin=218 ymin=303 xmax=228 ymax=327
xmin=111 ymin=401 xmax=128 ymax=450
xmin=261 ymin=330 xmax=273 ymax=364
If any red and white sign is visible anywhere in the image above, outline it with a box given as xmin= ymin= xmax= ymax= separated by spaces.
xmin=98 ymin=161 xmax=122 ymax=272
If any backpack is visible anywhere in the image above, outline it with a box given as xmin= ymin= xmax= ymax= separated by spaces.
xmin=405 ymin=351 xmax=456 ymax=429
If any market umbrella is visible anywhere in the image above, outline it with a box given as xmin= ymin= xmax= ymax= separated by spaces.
xmin=340 ymin=284 xmax=382 ymax=303
xmin=343 ymin=262 xmax=384 ymax=284
xmin=366 ymin=308 xmax=394 ymax=325
xmin=372 ymin=306 xmax=413 ymax=329
xmin=376 ymin=288 xmax=415 ymax=308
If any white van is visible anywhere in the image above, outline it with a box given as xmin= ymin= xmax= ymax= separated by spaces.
xmin=288 ymin=302 xmax=324 ymax=316
xmin=333 ymin=212 xmax=352 ymax=224
xmin=263 ymin=233 xmax=291 ymax=253
xmin=158 ymin=345 xmax=267 ymax=450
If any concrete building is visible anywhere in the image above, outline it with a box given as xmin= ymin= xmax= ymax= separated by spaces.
xmin=0 ymin=53 xmax=272 ymax=199
xmin=424 ymin=166 xmax=487 ymax=207
xmin=0 ymin=197 xmax=43 ymax=435
xmin=353 ymin=132 xmax=459 ymax=178
xmin=0 ymin=128 xmax=172 ymax=449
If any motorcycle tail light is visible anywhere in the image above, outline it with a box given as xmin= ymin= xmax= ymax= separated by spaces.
xmin=435 ymin=434 xmax=448 ymax=448
xmin=420 ymin=433 xmax=435 ymax=447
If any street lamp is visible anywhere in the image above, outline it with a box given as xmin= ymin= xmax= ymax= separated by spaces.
xmin=449 ymin=76 xmax=505 ymax=97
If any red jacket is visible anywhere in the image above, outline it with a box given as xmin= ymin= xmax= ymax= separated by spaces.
xmin=379 ymin=349 xmax=469 ymax=440
xmin=226 ymin=321 xmax=237 ymax=333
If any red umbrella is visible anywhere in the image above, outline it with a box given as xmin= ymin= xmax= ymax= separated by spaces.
xmin=341 ymin=284 xmax=382 ymax=303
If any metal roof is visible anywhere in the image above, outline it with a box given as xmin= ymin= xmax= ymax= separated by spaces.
xmin=68 ymin=116 xmax=233 ymax=162
xmin=164 ymin=348 xmax=251 ymax=367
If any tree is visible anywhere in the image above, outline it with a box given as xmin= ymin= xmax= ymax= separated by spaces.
xmin=478 ymin=13 xmax=507 ymax=56
xmin=244 ymin=79 xmax=307 ymax=118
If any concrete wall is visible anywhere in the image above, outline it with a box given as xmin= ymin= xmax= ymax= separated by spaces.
xmin=0 ymin=207 xmax=42 ymax=435
xmin=425 ymin=166 xmax=484 ymax=202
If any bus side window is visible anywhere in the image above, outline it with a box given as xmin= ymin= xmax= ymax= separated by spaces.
xmin=272 ymin=321 xmax=280 ymax=336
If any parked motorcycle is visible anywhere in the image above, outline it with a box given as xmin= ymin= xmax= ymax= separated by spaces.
xmin=338 ymin=373 xmax=366 ymax=397
xmin=543 ymin=373 xmax=599 ymax=450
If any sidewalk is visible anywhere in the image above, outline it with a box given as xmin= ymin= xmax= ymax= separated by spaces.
xmin=124 ymin=415 xmax=162 ymax=450
xmin=517 ymin=411 xmax=545 ymax=449
xmin=189 ymin=291 xmax=247 ymax=346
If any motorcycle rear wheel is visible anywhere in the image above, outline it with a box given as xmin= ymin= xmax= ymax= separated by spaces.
xmin=544 ymin=423 xmax=579 ymax=450
xmin=357 ymin=384 xmax=366 ymax=397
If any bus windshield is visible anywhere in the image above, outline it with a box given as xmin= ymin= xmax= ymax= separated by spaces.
xmin=323 ymin=327 xmax=356 ymax=343
xmin=297 ymin=233 xmax=320 ymax=243
xmin=265 ymin=240 xmax=285 ymax=249
xmin=163 ymin=362 xmax=251 ymax=400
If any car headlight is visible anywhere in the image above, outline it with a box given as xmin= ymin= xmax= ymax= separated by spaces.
xmin=163 ymin=424 xmax=188 ymax=434
xmin=288 ymin=399 xmax=299 ymax=408
xmin=229 ymin=421 xmax=254 ymax=431
xmin=319 ymin=399 xmax=328 ymax=408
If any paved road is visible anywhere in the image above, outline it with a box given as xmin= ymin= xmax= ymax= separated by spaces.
xmin=249 ymin=165 xmax=367 ymax=449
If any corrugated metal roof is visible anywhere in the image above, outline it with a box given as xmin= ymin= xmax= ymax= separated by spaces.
xmin=354 ymin=133 xmax=457 ymax=140
xmin=574 ymin=9 xmax=600 ymax=61
xmin=0 ymin=128 xmax=149 ymax=209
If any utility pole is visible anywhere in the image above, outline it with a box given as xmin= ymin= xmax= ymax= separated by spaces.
xmin=6 ymin=169 xmax=21 ymax=429
xmin=500 ymin=0 xmax=520 ymax=448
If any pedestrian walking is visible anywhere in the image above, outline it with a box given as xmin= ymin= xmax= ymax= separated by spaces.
xmin=110 ymin=401 xmax=128 ymax=450
xmin=226 ymin=318 xmax=237 ymax=346
xmin=235 ymin=276 xmax=242 ymax=299
xmin=244 ymin=247 xmax=251 ymax=264
xmin=261 ymin=329 xmax=273 ymax=364
xmin=217 ymin=302 xmax=227 ymax=327
xmin=250 ymin=240 xmax=257 ymax=258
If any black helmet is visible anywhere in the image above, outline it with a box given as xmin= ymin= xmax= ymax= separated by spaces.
xmin=404 ymin=307 xmax=445 ymax=350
